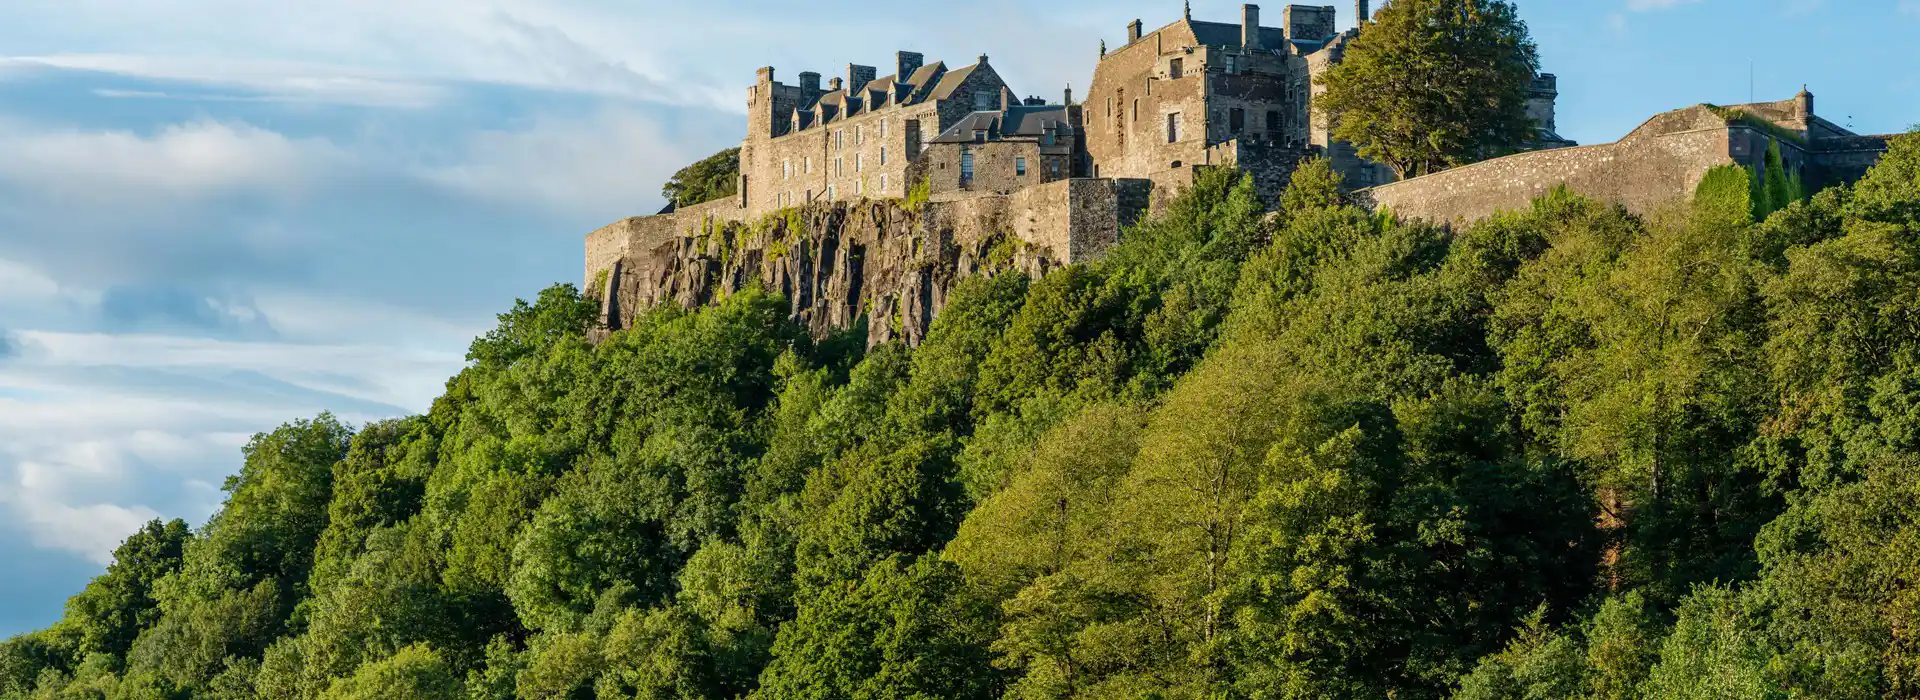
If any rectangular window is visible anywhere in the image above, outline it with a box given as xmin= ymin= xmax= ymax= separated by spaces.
xmin=805 ymin=157 xmax=812 ymax=174
xmin=855 ymin=125 xmax=863 ymax=145
xmin=1167 ymin=112 xmax=1181 ymax=143
xmin=784 ymin=160 xmax=792 ymax=180
xmin=1267 ymin=110 xmax=1281 ymax=132
xmin=880 ymin=147 xmax=888 ymax=165
xmin=855 ymin=153 xmax=863 ymax=172
xmin=974 ymin=89 xmax=994 ymax=111
xmin=827 ymin=184 xmax=836 ymax=199
xmin=1016 ymin=157 xmax=1027 ymax=176
xmin=1169 ymin=58 xmax=1183 ymax=79
xmin=836 ymin=130 xmax=844 ymax=149
xmin=880 ymin=173 xmax=889 ymax=193
xmin=1106 ymin=97 xmax=1113 ymax=117
xmin=855 ymin=180 xmax=863 ymax=195
xmin=881 ymin=119 xmax=890 ymax=138
xmin=960 ymin=149 xmax=974 ymax=185
xmin=1132 ymin=99 xmax=1139 ymax=123
xmin=1225 ymin=56 xmax=1238 ymax=74
xmin=973 ymin=130 xmax=987 ymax=144
xmin=836 ymin=158 xmax=844 ymax=176
xmin=1230 ymin=108 xmax=1244 ymax=134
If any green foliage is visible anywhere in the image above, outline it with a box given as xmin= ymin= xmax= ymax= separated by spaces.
xmin=1316 ymin=0 xmax=1542 ymax=177
xmin=319 ymin=644 xmax=462 ymax=700
xmin=11 ymin=154 xmax=1920 ymax=700
xmin=662 ymin=148 xmax=741 ymax=209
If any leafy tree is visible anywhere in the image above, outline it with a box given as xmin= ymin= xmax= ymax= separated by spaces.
xmin=1316 ymin=0 xmax=1542 ymax=177
xmin=662 ymin=148 xmax=742 ymax=209
xmin=318 ymin=644 xmax=462 ymax=700
xmin=64 ymin=519 xmax=191 ymax=658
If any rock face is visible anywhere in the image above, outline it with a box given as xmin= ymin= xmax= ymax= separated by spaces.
xmin=592 ymin=200 xmax=1060 ymax=347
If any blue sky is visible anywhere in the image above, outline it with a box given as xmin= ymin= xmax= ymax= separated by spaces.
xmin=0 ymin=0 xmax=1914 ymax=637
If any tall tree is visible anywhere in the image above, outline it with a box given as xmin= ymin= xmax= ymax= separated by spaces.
xmin=663 ymin=148 xmax=743 ymax=209
xmin=1316 ymin=0 xmax=1542 ymax=178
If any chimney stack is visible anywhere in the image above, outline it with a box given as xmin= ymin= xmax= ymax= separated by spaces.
xmin=799 ymin=71 xmax=821 ymax=93
xmin=847 ymin=64 xmax=876 ymax=95
xmin=1127 ymin=19 xmax=1143 ymax=44
xmin=1000 ymin=85 xmax=1015 ymax=112
xmin=1243 ymin=5 xmax=1262 ymax=50
xmin=1357 ymin=0 xmax=1370 ymax=25
xmin=1065 ymin=84 xmax=1073 ymax=105
xmin=895 ymin=51 xmax=924 ymax=80
xmin=829 ymin=76 xmax=843 ymax=92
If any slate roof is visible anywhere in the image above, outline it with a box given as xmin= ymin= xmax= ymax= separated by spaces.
xmin=930 ymin=105 xmax=1074 ymax=143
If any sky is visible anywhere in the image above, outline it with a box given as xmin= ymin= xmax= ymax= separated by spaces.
xmin=0 ymin=0 xmax=1915 ymax=637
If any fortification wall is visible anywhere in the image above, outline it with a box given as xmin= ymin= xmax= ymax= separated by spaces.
xmin=1363 ymin=119 xmax=1737 ymax=225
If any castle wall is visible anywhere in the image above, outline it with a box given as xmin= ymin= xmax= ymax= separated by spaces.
xmin=1362 ymin=123 xmax=1737 ymax=225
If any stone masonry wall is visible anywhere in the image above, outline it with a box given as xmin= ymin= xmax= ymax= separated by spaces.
xmin=1362 ymin=108 xmax=1742 ymax=225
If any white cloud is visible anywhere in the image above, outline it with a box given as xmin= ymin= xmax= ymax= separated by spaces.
xmin=0 ymin=118 xmax=345 ymax=204
xmin=8 ymin=55 xmax=448 ymax=108
xmin=426 ymin=108 xmax=711 ymax=219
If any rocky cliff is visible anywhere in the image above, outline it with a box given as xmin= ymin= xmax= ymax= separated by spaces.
xmin=590 ymin=199 xmax=1068 ymax=347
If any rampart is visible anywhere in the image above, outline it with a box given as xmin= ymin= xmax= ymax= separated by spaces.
xmin=1362 ymin=100 xmax=1895 ymax=226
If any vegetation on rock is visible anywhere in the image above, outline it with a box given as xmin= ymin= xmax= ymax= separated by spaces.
xmin=5 ymin=132 xmax=1920 ymax=699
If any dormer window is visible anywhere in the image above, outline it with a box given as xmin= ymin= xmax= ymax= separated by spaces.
xmin=973 ymin=130 xmax=987 ymax=143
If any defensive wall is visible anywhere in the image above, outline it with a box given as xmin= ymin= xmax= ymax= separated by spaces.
xmin=1363 ymin=99 xmax=1896 ymax=225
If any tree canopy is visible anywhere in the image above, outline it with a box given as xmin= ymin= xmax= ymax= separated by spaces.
xmin=663 ymin=148 xmax=742 ymax=209
xmin=1316 ymin=0 xmax=1542 ymax=178
xmin=5 ymin=131 xmax=1920 ymax=699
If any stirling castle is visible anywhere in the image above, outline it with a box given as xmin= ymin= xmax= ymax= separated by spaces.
xmin=585 ymin=2 xmax=1894 ymax=345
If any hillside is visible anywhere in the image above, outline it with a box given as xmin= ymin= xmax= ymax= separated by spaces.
xmin=5 ymin=134 xmax=1920 ymax=699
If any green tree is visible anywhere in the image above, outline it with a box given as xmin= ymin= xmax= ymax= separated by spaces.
xmin=1316 ymin=0 xmax=1542 ymax=177
xmin=64 ymin=519 xmax=191 ymax=658
xmin=318 ymin=645 xmax=463 ymax=700
xmin=662 ymin=148 xmax=742 ymax=209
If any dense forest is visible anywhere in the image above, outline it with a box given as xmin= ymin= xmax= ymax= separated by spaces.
xmin=5 ymin=133 xmax=1919 ymax=699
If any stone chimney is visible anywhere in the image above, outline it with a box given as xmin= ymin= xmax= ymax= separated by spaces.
xmin=829 ymin=76 xmax=843 ymax=92
xmin=1243 ymin=5 xmax=1262 ymax=50
xmin=1024 ymin=96 xmax=1046 ymax=106
xmin=847 ymin=64 xmax=876 ymax=95
xmin=896 ymin=52 xmax=924 ymax=80
xmin=1000 ymin=85 xmax=1015 ymax=112
xmin=1064 ymin=84 xmax=1074 ymax=105
xmin=1357 ymin=0 xmax=1370 ymax=25
xmin=799 ymin=71 xmax=821 ymax=93
xmin=1127 ymin=19 xmax=1143 ymax=44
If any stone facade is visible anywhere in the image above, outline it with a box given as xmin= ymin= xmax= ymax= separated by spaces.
xmin=739 ymin=54 xmax=1012 ymax=215
xmin=1081 ymin=3 xmax=1564 ymax=202
xmin=1362 ymin=92 xmax=1896 ymax=225
xmin=583 ymin=6 xmax=1892 ymax=346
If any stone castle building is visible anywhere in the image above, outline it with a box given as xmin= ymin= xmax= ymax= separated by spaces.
xmin=584 ymin=3 xmax=1893 ymax=345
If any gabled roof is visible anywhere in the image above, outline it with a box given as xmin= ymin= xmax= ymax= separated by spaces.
xmin=929 ymin=62 xmax=981 ymax=101
xmin=930 ymin=105 xmax=1074 ymax=143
